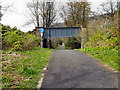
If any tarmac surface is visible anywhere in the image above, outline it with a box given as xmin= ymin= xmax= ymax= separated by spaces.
xmin=41 ymin=46 xmax=118 ymax=88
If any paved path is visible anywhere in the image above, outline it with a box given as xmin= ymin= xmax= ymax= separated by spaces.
xmin=60 ymin=43 xmax=64 ymax=50
xmin=41 ymin=50 xmax=118 ymax=88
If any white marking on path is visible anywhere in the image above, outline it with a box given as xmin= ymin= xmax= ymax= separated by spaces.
xmin=37 ymin=67 xmax=47 ymax=88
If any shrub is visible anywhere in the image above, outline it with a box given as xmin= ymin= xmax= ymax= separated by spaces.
xmin=84 ymin=26 xmax=119 ymax=49
xmin=21 ymin=33 xmax=40 ymax=50
xmin=2 ymin=25 xmax=41 ymax=51
xmin=2 ymin=31 xmax=22 ymax=50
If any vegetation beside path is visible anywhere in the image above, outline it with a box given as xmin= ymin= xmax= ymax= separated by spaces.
xmin=1 ymin=47 xmax=52 ymax=88
xmin=78 ymin=21 xmax=119 ymax=71
xmin=56 ymin=44 xmax=61 ymax=50
xmin=1 ymin=24 xmax=53 ymax=88
xmin=79 ymin=47 xmax=119 ymax=71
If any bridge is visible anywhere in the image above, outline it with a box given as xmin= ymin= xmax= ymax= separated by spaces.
xmin=36 ymin=27 xmax=82 ymax=49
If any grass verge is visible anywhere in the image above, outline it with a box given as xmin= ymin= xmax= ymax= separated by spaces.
xmin=64 ymin=45 xmax=69 ymax=49
xmin=56 ymin=45 xmax=61 ymax=50
xmin=1 ymin=47 xmax=52 ymax=88
xmin=79 ymin=47 xmax=119 ymax=71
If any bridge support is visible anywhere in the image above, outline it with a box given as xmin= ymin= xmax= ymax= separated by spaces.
xmin=43 ymin=39 xmax=47 ymax=48
xmin=49 ymin=39 xmax=52 ymax=49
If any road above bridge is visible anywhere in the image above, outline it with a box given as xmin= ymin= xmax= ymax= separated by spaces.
xmin=41 ymin=49 xmax=118 ymax=88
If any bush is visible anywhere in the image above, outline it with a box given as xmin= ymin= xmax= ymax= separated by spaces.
xmin=63 ymin=37 xmax=80 ymax=49
xmin=2 ymin=25 xmax=41 ymax=51
xmin=2 ymin=30 xmax=22 ymax=50
xmin=51 ymin=38 xmax=62 ymax=49
xmin=84 ymin=26 xmax=119 ymax=49
xmin=20 ymin=33 xmax=40 ymax=51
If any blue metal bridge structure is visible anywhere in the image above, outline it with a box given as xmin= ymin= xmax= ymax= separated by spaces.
xmin=36 ymin=27 xmax=82 ymax=49
xmin=43 ymin=27 xmax=81 ymax=39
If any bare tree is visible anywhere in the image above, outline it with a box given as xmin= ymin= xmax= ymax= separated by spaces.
xmin=0 ymin=5 xmax=2 ymax=21
xmin=25 ymin=0 xmax=57 ymax=28
xmin=100 ymin=0 xmax=117 ymax=20
xmin=60 ymin=1 xmax=91 ymax=27
xmin=0 ymin=0 xmax=15 ymax=21
xmin=40 ymin=2 xmax=57 ymax=28
xmin=24 ymin=0 xmax=40 ymax=27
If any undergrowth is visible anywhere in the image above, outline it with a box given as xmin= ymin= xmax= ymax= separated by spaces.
xmin=79 ymin=47 xmax=119 ymax=71
xmin=2 ymin=47 xmax=52 ymax=88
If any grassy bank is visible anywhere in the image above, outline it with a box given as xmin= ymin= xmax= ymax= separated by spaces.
xmin=79 ymin=47 xmax=119 ymax=71
xmin=1 ymin=47 xmax=52 ymax=88
xmin=56 ymin=45 xmax=61 ymax=50
xmin=64 ymin=45 xmax=69 ymax=49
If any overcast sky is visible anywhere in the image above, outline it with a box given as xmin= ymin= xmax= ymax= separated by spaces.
xmin=1 ymin=0 xmax=118 ymax=32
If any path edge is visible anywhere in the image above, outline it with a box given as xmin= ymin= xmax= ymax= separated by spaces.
xmin=37 ymin=50 xmax=54 ymax=88
xmin=76 ymin=50 xmax=120 ymax=74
